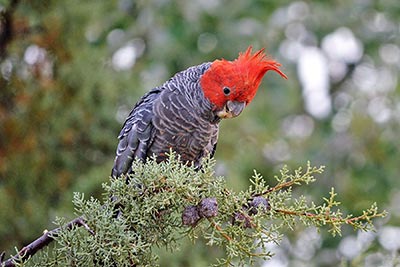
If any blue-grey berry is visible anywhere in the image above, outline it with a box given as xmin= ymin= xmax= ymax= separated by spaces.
xmin=248 ymin=196 xmax=270 ymax=215
xmin=198 ymin=197 xmax=218 ymax=218
xmin=182 ymin=205 xmax=201 ymax=226
xmin=231 ymin=212 xmax=252 ymax=228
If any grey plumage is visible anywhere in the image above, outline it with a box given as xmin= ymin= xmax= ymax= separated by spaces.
xmin=111 ymin=62 xmax=219 ymax=177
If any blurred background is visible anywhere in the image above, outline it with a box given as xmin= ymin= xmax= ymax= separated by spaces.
xmin=0 ymin=0 xmax=399 ymax=266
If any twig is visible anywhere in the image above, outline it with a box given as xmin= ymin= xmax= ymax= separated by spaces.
xmin=207 ymin=218 xmax=232 ymax=242
xmin=256 ymin=179 xmax=298 ymax=196
xmin=1 ymin=217 xmax=94 ymax=267
xmin=274 ymin=208 xmax=385 ymax=226
xmin=207 ymin=218 xmax=268 ymax=258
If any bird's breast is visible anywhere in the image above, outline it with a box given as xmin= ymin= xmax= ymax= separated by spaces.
xmin=149 ymin=89 xmax=217 ymax=164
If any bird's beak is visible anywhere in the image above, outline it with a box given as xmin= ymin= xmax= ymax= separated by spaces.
xmin=217 ymin=100 xmax=246 ymax=119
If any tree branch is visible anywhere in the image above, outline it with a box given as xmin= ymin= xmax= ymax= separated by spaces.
xmin=1 ymin=217 xmax=94 ymax=267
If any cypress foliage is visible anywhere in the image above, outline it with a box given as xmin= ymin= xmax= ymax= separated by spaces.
xmin=4 ymin=154 xmax=385 ymax=266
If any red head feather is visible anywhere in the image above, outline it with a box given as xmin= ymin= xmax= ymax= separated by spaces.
xmin=200 ymin=46 xmax=287 ymax=109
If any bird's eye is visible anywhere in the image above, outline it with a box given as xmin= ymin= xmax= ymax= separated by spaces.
xmin=223 ymin=87 xmax=231 ymax=96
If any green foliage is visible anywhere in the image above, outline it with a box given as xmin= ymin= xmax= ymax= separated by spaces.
xmin=12 ymin=155 xmax=385 ymax=266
